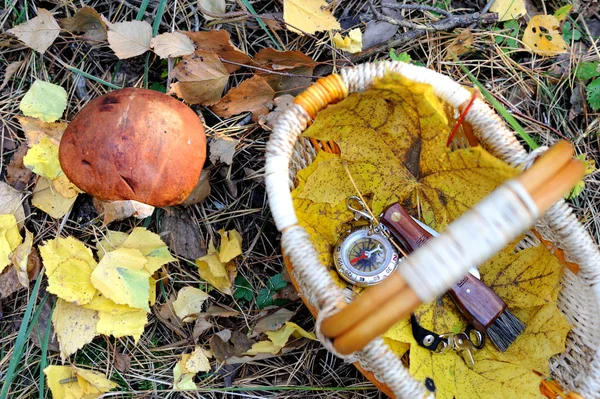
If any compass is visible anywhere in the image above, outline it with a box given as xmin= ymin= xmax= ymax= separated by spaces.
xmin=334 ymin=225 xmax=400 ymax=287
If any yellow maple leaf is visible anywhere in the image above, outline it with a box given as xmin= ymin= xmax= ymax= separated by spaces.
xmin=0 ymin=214 xmax=22 ymax=274
xmin=522 ymin=15 xmax=569 ymax=56
xmin=283 ymin=0 xmax=340 ymax=35
xmin=333 ymin=28 xmax=362 ymax=53
xmin=119 ymin=227 xmax=176 ymax=274
xmin=90 ymin=247 xmax=150 ymax=311
xmin=96 ymin=308 xmax=148 ymax=343
xmin=291 ymin=71 xmax=570 ymax=398
xmin=31 ymin=177 xmax=77 ymax=219
xmin=172 ymin=286 xmax=210 ymax=323
xmin=23 ymin=136 xmax=62 ymax=179
xmin=489 ymin=0 xmax=527 ymax=21
xmin=40 ymin=236 xmax=97 ymax=305
xmin=52 ymin=298 xmax=99 ymax=361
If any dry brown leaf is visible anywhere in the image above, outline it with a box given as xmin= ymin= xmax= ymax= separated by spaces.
xmin=0 ymin=181 xmax=25 ymax=227
xmin=150 ymin=32 xmax=195 ymax=58
xmin=253 ymin=308 xmax=294 ymax=335
xmin=0 ymin=61 xmax=23 ymax=91
xmin=181 ymin=169 xmax=211 ymax=206
xmin=446 ymin=28 xmax=474 ymax=58
xmin=258 ymin=94 xmax=295 ymax=130
xmin=6 ymin=145 xmax=33 ymax=191
xmin=209 ymin=135 xmax=239 ymax=165
xmin=253 ymin=49 xmax=316 ymax=95
xmin=169 ymin=51 xmax=229 ymax=105
xmin=17 ymin=116 xmax=67 ymax=147
xmin=7 ymin=9 xmax=60 ymax=54
xmin=103 ymin=18 xmax=152 ymax=59
xmin=60 ymin=7 xmax=107 ymax=41
xmin=0 ymin=266 xmax=24 ymax=299
xmin=113 ymin=351 xmax=131 ymax=373
xmin=211 ymin=75 xmax=275 ymax=121
xmin=161 ymin=207 xmax=206 ymax=260
xmin=93 ymin=199 xmax=154 ymax=225
xmin=193 ymin=318 xmax=213 ymax=339
xmin=183 ymin=30 xmax=252 ymax=73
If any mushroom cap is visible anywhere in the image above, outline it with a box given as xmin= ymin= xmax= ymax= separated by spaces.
xmin=59 ymin=88 xmax=206 ymax=207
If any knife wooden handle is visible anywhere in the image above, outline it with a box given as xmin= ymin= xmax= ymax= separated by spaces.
xmin=381 ymin=203 xmax=507 ymax=330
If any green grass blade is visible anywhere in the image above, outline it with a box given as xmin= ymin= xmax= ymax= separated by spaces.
xmin=38 ymin=302 xmax=54 ymax=399
xmin=240 ymin=0 xmax=281 ymax=50
xmin=0 ymin=273 xmax=45 ymax=399
xmin=68 ymin=66 xmax=121 ymax=89
xmin=136 ymin=0 xmax=151 ymax=20
xmin=456 ymin=62 xmax=539 ymax=150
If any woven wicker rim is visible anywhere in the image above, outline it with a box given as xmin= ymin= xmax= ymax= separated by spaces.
xmin=265 ymin=61 xmax=600 ymax=399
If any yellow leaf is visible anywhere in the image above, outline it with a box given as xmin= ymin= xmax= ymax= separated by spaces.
xmin=185 ymin=347 xmax=212 ymax=373
xmin=149 ymin=276 xmax=157 ymax=306
xmin=332 ymin=28 xmax=362 ymax=53
xmin=120 ymin=227 xmax=176 ymax=274
xmin=44 ymin=365 xmax=83 ymax=399
xmin=150 ymin=31 xmax=195 ymax=59
xmin=7 ymin=9 xmax=60 ymax=54
xmin=283 ymin=0 xmax=341 ymax=35
xmin=173 ymin=358 xmax=197 ymax=390
xmin=31 ymin=177 xmax=77 ymax=219
xmin=479 ymin=244 xmax=562 ymax=308
xmin=82 ymin=292 xmax=140 ymax=315
xmin=18 ymin=79 xmax=67 ymax=122
xmin=0 ymin=181 xmax=25 ymax=228
xmin=23 ymin=136 xmax=62 ymax=179
xmin=522 ymin=15 xmax=569 ymax=56
xmin=10 ymin=229 xmax=33 ymax=287
xmin=218 ymin=229 xmax=243 ymax=263
xmin=0 ymin=214 xmax=22 ymax=274
xmin=283 ymin=321 xmax=317 ymax=340
xmin=554 ymin=4 xmax=572 ymax=22
xmin=173 ymin=287 xmax=210 ymax=323
xmin=74 ymin=367 xmax=118 ymax=394
xmin=40 ymin=236 xmax=97 ymax=305
xmin=90 ymin=247 xmax=150 ymax=311
xmin=103 ymin=18 xmax=152 ymax=59
xmin=52 ymin=298 xmax=99 ymax=361
xmin=245 ymin=340 xmax=281 ymax=355
xmin=52 ymin=174 xmax=82 ymax=199
xmin=196 ymin=250 xmax=236 ymax=295
xmin=382 ymin=337 xmax=410 ymax=359
xmin=97 ymin=308 xmax=147 ymax=343
xmin=489 ymin=0 xmax=527 ymax=22
xmin=96 ymin=231 xmax=129 ymax=260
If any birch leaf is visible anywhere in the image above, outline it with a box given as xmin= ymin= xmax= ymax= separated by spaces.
xmin=120 ymin=227 xmax=176 ymax=274
xmin=173 ymin=287 xmax=210 ymax=322
xmin=60 ymin=7 xmax=107 ymax=41
xmin=90 ymin=247 xmax=150 ymax=311
xmin=16 ymin=115 xmax=67 ymax=147
xmin=283 ymin=0 xmax=341 ymax=35
xmin=150 ymin=32 xmax=195 ymax=58
xmin=522 ymin=15 xmax=569 ymax=56
xmin=10 ymin=229 xmax=33 ymax=287
xmin=52 ymin=298 xmax=99 ymax=361
xmin=0 ymin=181 xmax=25 ymax=227
xmin=40 ymin=236 xmax=97 ymax=305
xmin=199 ymin=0 xmax=226 ymax=21
xmin=31 ymin=177 xmax=77 ymax=219
xmin=0 ymin=60 xmax=23 ymax=91
xmin=23 ymin=136 xmax=62 ymax=179
xmin=8 ymin=8 xmax=60 ymax=54
xmin=0 ymin=214 xmax=22 ymax=274
xmin=332 ymin=28 xmax=362 ymax=53
xmin=104 ymin=18 xmax=152 ymax=59
xmin=209 ymin=135 xmax=238 ymax=165
xmin=74 ymin=367 xmax=118 ymax=394
xmin=489 ymin=0 xmax=527 ymax=22
xmin=182 ymin=30 xmax=252 ymax=73
xmin=44 ymin=366 xmax=84 ymax=399
xmin=169 ymin=51 xmax=229 ymax=105
xmin=97 ymin=308 xmax=148 ymax=343
xmin=19 ymin=80 xmax=67 ymax=123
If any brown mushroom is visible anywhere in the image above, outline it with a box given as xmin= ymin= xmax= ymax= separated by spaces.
xmin=59 ymin=88 xmax=206 ymax=207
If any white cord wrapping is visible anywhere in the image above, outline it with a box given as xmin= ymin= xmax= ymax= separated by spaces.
xmin=399 ymin=180 xmax=538 ymax=302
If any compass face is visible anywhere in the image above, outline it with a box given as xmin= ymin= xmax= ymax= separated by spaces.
xmin=334 ymin=227 xmax=400 ymax=286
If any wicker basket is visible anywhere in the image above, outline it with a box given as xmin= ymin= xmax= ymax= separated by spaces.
xmin=265 ymin=61 xmax=600 ymax=399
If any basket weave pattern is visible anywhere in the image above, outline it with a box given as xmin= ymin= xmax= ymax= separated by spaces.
xmin=265 ymin=61 xmax=600 ymax=398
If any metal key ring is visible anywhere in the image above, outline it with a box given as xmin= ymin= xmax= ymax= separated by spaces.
xmin=465 ymin=325 xmax=485 ymax=349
